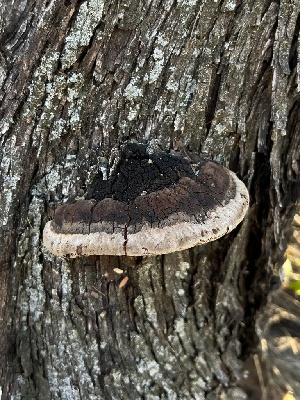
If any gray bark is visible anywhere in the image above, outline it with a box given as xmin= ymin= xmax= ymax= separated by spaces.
xmin=0 ymin=0 xmax=299 ymax=399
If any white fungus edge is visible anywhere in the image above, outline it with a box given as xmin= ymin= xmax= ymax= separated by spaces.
xmin=43 ymin=171 xmax=249 ymax=257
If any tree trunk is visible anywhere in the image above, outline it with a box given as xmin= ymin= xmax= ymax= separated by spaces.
xmin=0 ymin=1 xmax=299 ymax=399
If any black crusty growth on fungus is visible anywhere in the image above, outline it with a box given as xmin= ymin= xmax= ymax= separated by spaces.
xmin=43 ymin=142 xmax=249 ymax=257
xmin=86 ymin=142 xmax=196 ymax=202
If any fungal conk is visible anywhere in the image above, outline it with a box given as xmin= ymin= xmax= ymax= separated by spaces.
xmin=43 ymin=142 xmax=249 ymax=257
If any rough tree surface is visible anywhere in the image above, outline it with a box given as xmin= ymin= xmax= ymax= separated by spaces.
xmin=0 ymin=1 xmax=299 ymax=399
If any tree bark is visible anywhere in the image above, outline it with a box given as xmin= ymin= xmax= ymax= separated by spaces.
xmin=0 ymin=0 xmax=299 ymax=399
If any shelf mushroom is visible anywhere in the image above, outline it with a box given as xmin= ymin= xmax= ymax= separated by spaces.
xmin=43 ymin=142 xmax=249 ymax=257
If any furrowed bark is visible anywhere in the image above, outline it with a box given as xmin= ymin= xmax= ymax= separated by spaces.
xmin=0 ymin=0 xmax=299 ymax=398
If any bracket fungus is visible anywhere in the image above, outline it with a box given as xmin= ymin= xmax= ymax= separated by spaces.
xmin=43 ymin=142 xmax=249 ymax=257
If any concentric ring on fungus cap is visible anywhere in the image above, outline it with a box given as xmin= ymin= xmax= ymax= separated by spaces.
xmin=43 ymin=142 xmax=249 ymax=257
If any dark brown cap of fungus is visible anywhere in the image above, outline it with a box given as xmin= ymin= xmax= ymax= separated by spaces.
xmin=43 ymin=142 xmax=249 ymax=257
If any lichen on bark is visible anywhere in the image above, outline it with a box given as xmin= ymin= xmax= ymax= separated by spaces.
xmin=0 ymin=0 xmax=299 ymax=399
